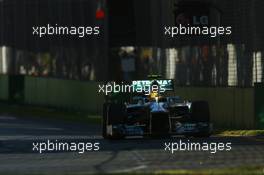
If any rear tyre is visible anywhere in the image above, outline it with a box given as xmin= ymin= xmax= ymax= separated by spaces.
xmin=191 ymin=101 xmax=210 ymax=122
xmin=102 ymin=103 xmax=126 ymax=140
xmin=190 ymin=101 xmax=211 ymax=138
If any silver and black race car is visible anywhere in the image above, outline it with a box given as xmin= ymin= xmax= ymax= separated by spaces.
xmin=102 ymin=78 xmax=212 ymax=139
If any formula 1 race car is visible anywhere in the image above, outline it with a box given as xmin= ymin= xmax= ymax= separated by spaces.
xmin=102 ymin=76 xmax=212 ymax=139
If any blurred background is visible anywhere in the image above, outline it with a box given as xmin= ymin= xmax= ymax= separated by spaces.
xmin=0 ymin=0 xmax=264 ymax=84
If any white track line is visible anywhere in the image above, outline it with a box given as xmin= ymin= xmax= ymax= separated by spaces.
xmin=110 ymin=165 xmax=147 ymax=173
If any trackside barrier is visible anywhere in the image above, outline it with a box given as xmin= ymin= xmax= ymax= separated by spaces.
xmin=254 ymin=83 xmax=264 ymax=129
xmin=24 ymin=76 xmax=104 ymax=114
xmin=21 ymin=76 xmax=256 ymax=128
xmin=172 ymin=87 xmax=255 ymax=129
xmin=0 ymin=74 xmax=9 ymax=100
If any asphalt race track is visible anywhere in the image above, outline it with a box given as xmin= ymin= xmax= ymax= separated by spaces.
xmin=0 ymin=115 xmax=264 ymax=174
